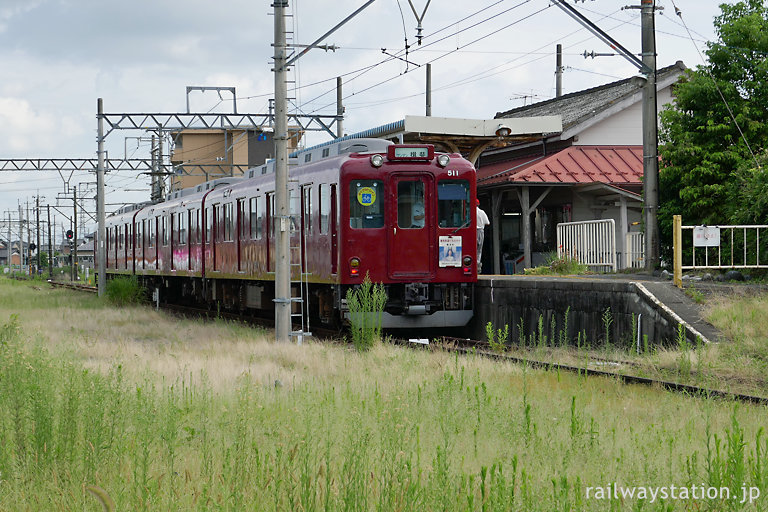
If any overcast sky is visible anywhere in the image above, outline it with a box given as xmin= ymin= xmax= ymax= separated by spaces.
xmin=0 ymin=0 xmax=730 ymax=235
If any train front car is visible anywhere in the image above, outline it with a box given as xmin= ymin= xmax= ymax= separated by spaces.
xmin=339 ymin=143 xmax=476 ymax=328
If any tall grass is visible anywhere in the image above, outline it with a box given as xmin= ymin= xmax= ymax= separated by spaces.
xmin=346 ymin=272 xmax=387 ymax=351
xmin=104 ymin=275 xmax=145 ymax=306
xmin=2 ymin=279 xmax=768 ymax=510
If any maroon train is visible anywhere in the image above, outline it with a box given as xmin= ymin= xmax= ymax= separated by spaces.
xmin=105 ymin=138 xmax=477 ymax=328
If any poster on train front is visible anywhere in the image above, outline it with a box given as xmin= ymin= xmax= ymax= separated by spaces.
xmin=439 ymin=236 xmax=462 ymax=267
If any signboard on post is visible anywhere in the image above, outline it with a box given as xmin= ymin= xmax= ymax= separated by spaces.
xmin=693 ymin=226 xmax=720 ymax=247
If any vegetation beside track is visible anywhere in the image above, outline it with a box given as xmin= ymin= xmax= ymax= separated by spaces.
xmin=1 ymin=278 xmax=768 ymax=510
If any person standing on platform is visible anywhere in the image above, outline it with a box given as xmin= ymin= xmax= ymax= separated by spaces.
xmin=476 ymin=199 xmax=490 ymax=272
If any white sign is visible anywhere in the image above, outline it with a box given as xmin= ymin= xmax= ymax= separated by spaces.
xmin=693 ymin=226 xmax=720 ymax=247
xmin=438 ymin=235 xmax=462 ymax=267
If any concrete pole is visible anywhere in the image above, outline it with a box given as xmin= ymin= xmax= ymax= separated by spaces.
xmin=97 ymin=98 xmax=107 ymax=297
xmin=36 ymin=196 xmax=40 ymax=274
xmin=47 ymin=205 xmax=53 ymax=279
xmin=73 ymin=188 xmax=78 ymax=281
xmin=6 ymin=212 xmax=10 ymax=272
xmin=641 ymin=0 xmax=659 ymax=272
xmin=336 ymin=77 xmax=344 ymax=138
xmin=18 ymin=205 xmax=23 ymax=273
xmin=556 ymin=44 xmax=563 ymax=98
xmin=274 ymin=0 xmax=292 ymax=343
xmin=426 ymin=63 xmax=432 ymax=116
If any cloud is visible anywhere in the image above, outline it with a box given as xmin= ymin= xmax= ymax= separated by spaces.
xmin=0 ymin=97 xmax=59 ymax=152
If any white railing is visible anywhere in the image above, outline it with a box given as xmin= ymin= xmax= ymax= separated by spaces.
xmin=673 ymin=216 xmax=768 ymax=287
xmin=625 ymin=231 xmax=645 ymax=269
xmin=557 ymin=219 xmax=617 ymax=272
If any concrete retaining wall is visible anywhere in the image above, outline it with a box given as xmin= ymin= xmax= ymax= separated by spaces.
xmin=468 ymin=277 xmax=698 ymax=349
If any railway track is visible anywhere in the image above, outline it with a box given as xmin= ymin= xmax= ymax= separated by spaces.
xmin=405 ymin=336 xmax=768 ymax=407
xmin=38 ymin=280 xmax=768 ymax=406
xmin=47 ymin=280 xmax=98 ymax=293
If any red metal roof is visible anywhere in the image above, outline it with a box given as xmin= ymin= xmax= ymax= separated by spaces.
xmin=477 ymin=146 xmax=643 ymax=186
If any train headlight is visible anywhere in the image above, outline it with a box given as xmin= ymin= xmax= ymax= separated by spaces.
xmin=437 ymin=154 xmax=450 ymax=167
xmin=370 ymin=154 xmax=384 ymax=168
xmin=462 ymin=255 xmax=473 ymax=275
xmin=349 ymin=257 xmax=361 ymax=276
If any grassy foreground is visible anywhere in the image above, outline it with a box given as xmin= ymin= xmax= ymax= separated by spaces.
xmin=0 ymin=279 xmax=768 ymax=510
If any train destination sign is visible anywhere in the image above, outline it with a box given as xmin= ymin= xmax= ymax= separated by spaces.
xmin=388 ymin=144 xmax=435 ymax=161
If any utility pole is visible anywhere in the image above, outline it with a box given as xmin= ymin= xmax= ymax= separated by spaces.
xmin=555 ymin=44 xmax=563 ymax=98
xmin=336 ymin=77 xmax=344 ymax=137
xmin=641 ymin=0 xmax=659 ymax=272
xmin=47 ymin=205 xmax=53 ymax=279
xmin=26 ymin=201 xmax=31 ymax=276
xmin=426 ymin=63 xmax=432 ymax=116
xmin=36 ymin=196 xmax=40 ymax=275
xmin=73 ymin=187 xmax=78 ymax=281
xmin=18 ymin=205 xmax=23 ymax=274
xmin=274 ymin=0 xmax=291 ymax=343
xmin=6 ymin=212 xmax=10 ymax=273
xmin=97 ymin=98 xmax=107 ymax=297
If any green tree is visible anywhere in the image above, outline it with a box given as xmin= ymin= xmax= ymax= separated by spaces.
xmin=658 ymin=0 xmax=768 ymax=256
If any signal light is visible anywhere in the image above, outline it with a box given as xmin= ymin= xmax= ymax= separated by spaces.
xmin=462 ymin=255 xmax=473 ymax=275
xmin=66 ymin=230 xmax=73 ymax=240
xmin=349 ymin=257 xmax=360 ymax=277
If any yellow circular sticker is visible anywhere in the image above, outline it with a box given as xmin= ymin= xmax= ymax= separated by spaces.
xmin=357 ymin=187 xmax=376 ymax=206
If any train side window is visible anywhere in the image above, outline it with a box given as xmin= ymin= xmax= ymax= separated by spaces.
xmin=319 ymin=184 xmax=330 ymax=234
xmin=397 ymin=180 xmax=425 ymax=229
xmin=250 ymin=197 xmax=262 ymax=239
xmin=162 ymin=216 xmax=168 ymax=246
xmin=437 ymin=180 xmax=470 ymax=228
xmin=349 ymin=180 xmax=383 ymax=229
xmin=136 ymin=222 xmax=142 ymax=249
xmin=148 ymin=219 xmax=155 ymax=248
xmin=289 ymin=188 xmax=300 ymax=231
xmin=224 ymin=203 xmax=233 ymax=242
xmin=178 ymin=212 xmax=187 ymax=246
xmin=205 ymin=208 xmax=212 ymax=243
xmin=303 ymin=185 xmax=313 ymax=234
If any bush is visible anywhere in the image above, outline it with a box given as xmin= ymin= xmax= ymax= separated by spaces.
xmin=105 ymin=276 xmax=145 ymax=306
xmin=346 ymin=272 xmax=387 ymax=351
xmin=524 ymin=253 xmax=590 ymax=276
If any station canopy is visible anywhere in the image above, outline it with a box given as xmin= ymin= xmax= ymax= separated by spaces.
xmin=338 ymin=115 xmax=562 ymax=165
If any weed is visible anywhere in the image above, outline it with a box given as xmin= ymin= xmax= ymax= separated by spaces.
xmin=486 ymin=322 xmax=509 ymax=353
xmin=104 ymin=275 xmax=145 ymax=306
xmin=346 ymin=272 xmax=387 ymax=351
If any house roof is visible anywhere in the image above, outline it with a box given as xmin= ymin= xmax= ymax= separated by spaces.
xmin=477 ymin=146 xmax=643 ymax=189
xmin=494 ymin=61 xmax=686 ymax=137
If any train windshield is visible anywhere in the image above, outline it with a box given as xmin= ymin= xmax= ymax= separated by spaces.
xmin=397 ymin=180 xmax=425 ymax=229
xmin=437 ymin=180 xmax=470 ymax=228
xmin=350 ymin=180 xmax=384 ymax=228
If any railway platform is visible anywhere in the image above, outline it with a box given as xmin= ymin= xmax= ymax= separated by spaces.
xmin=471 ymin=272 xmax=725 ymax=347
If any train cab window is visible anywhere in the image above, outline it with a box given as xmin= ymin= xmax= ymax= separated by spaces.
xmin=397 ymin=180 xmax=425 ymax=229
xmin=437 ymin=180 xmax=470 ymax=228
xmin=319 ymin=184 xmax=330 ymax=234
xmin=349 ymin=180 xmax=384 ymax=229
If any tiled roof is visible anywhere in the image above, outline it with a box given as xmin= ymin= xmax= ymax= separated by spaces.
xmin=477 ymin=146 xmax=643 ymax=186
xmin=495 ymin=62 xmax=686 ymax=132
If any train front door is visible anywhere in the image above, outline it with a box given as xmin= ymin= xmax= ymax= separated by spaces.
xmin=387 ymin=174 xmax=434 ymax=279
